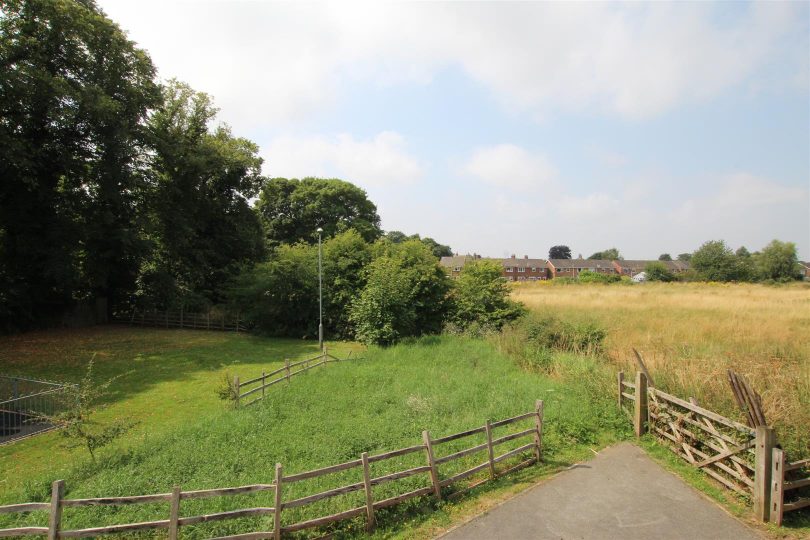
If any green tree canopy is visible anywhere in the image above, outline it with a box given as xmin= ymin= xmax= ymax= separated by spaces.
xmin=658 ymin=253 xmax=672 ymax=261
xmin=384 ymin=231 xmax=452 ymax=258
xmin=588 ymin=248 xmax=621 ymax=260
xmin=0 ymin=0 xmax=159 ymax=330
xmin=644 ymin=261 xmax=675 ymax=282
xmin=753 ymin=240 xmax=799 ymax=281
xmin=257 ymin=178 xmax=382 ymax=247
xmin=677 ymin=253 xmax=692 ymax=262
xmin=691 ymin=240 xmax=746 ymax=282
xmin=549 ymin=245 xmax=572 ymax=259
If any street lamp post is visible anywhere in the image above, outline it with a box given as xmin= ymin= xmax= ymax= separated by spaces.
xmin=317 ymin=227 xmax=323 ymax=351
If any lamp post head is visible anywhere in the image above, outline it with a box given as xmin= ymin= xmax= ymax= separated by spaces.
xmin=316 ymin=227 xmax=323 ymax=234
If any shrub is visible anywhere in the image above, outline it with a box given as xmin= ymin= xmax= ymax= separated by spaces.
xmin=449 ymin=260 xmax=525 ymax=331
xmin=644 ymin=261 xmax=675 ymax=282
xmin=521 ymin=314 xmax=606 ymax=355
xmin=577 ymin=270 xmax=621 ymax=284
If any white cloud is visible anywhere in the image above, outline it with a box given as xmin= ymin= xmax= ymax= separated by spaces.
xmin=262 ymin=131 xmax=421 ymax=186
xmin=98 ymin=1 xmax=807 ymax=127
xmin=463 ymin=144 xmax=556 ymax=191
xmin=558 ymin=193 xmax=621 ymax=220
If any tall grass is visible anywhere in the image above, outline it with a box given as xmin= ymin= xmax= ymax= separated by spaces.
xmin=511 ymin=281 xmax=810 ymax=458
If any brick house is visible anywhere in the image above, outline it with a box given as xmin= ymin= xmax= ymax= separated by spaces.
xmin=439 ymin=254 xmax=549 ymax=281
xmin=799 ymin=262 xmax=810 ymax=281
xmin=547 ymin=258 xmax=616 ymax=278
xmin=613 ymin=260 xmax=691 ymax=276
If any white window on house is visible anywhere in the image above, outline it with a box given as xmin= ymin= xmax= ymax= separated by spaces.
xmin=531 ymin=267 xmax=537 ymax=272
xmin=454 ymin=266 xmax=461 ymax=272
xmin=506 ymin=267 xmax=513 ymax=272
xmin=517 ymin=267 xmax=526 ymax=272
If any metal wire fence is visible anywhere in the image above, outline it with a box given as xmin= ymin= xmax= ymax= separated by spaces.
xmin=0 ymin=375 xmax=74 ymax=445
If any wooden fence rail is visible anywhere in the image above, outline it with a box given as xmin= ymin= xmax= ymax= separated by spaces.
xmin=0 ymin=401 xmax=544 ymax=539
xmin=113 ymin=310 xmax=248 ymax=333
xmin=618 ymin=370 xmax=796 ymax=524
xmin=234 ymin=350 xmax=344 ymax=406
xmin=770 ymin=449 xmax=810 ymax=526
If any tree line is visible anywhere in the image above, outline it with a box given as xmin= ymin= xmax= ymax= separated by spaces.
xmin=0 ymin=0 xmax=497 ymax=342
xmin=547 ymin=240 xmax=803 ymax=283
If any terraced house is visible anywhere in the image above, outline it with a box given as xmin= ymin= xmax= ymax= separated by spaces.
xmin=439 ymin=254 xmax=549 ymax=281
xmin=546 ymin=258 xmax=617 ymax=278
xmin=613 ymin=260 xmax=691 ymax=276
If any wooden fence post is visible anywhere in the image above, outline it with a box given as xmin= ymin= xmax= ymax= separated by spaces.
xmin=534 ymin=399 xmax=544 ymax=462
xmin=262 ymin=371 xmax=266 ymax=400
xmin=754 ymin=425 xmax=775 ymax=522
xmin=47 ymin=480 xmax=64 ymax=540
xmin=770 ymin=447 xmax=785 ymax=526
xmin=361 ymin=452 xmax=376 ymax=531
xmin=617 ymin=371 xmax=624 ymax=409
xmin=234 ymin=376 xmax=240 ymax=407
xmin=285 ymin=359 xmax=290 ymax=383
xmin=634 ymin=371 xmax=648 ymax=437
xmin=422 ymin=430 xmax=441 ymax=500
xmin=168 ymin=485 xmax=181 ymax=540
xmin=273 ymin=463 xmax=283 ymax=540
xmin=484 ymin=420 xmax=496 ymax=479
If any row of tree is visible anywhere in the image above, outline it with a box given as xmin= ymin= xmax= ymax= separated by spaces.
xmin=547 ymin=240 xmax=803 ymax=282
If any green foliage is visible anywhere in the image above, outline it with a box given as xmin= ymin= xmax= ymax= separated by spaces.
xmin=588 ymin=248 xmax=621 ymax=260
xmin=449 ymin=260 xmax=525 ymax=331
xmin=385 ymin=231 xmax=452 ymax=258
xmin=42 ymin=358 xmax=135 ymax=462
xmin=691 ymin=240 xmax=748 ymax=282
xmin=256 ymin=177 xmax=382 ymax=247
xmin=644 ymin=261 xmax=675 ymax=282
xmin=677 ymin=253 xmax=692 ymax=262
xmin=753 ymin=239 xmax=800 ymax=282
xmin=577 ymin=270 xmax=621 ymax=284
xmin=0 ymin=0 xmax=158 ymax=330
xmin=658 ymin=253 xmax=672 ymax=261
xmin=548 ymin=245 xmax=572 ymax=259
xmin=519 ymin=314 xmax=606 ymax=355
xmin=350 ymin=241 xmax=451 ymax=345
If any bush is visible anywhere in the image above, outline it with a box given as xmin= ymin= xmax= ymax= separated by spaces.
xmin=644 ymin=261 xmax=675 ymax=282
xmin=449 ymin=260 xmax=525 ymax=331
xmin=521 ymin=314 xmax=606 ymax=355
xmin=577 ymin=270 xmax=621 ymax=284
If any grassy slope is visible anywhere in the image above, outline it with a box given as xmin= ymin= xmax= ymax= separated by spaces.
xmin=0 ymin=326 xmax=361 ymax=494
xmin=0 ymin=330 xmax=626 ymax=538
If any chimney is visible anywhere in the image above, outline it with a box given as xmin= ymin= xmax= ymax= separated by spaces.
xmin=511 ymin=254 xmax=516 ymax=259
xmin=524 ymin=255 xmax=528 ymax=259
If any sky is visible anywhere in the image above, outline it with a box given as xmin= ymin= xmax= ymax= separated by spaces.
xmin=98 ymin=0 xmax=810 ymax=260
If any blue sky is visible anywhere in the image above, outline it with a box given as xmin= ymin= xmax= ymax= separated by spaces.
xmin=99 ymin=1 xmax=809 ymax=260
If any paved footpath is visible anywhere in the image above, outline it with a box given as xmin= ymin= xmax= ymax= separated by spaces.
xmin=439 ymin=443 xmax=762 ymax=540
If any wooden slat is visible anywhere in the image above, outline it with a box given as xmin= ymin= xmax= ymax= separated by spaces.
xmin=489 ymin=412 xmax=536 ymax=428
xmin=439 ymin=461 xmax=490 ymax=487
xmin=282 ymin=482 xmax=364 ymax=509
xmin=286 ymin=360 xmax=326 ymax=379
xmin=786 ymin=458 xmax=810 ymax=472
xmin=284 ymin=459 xmax=362 ymax=483
xmin=180 ymin=484 xmax=275 ymax=500
xmin=783 ymin=498 xmax=810 ymax=512
xmin=694 ymin=440 xmax=754 ymax=468
xmin=432 ymin=426 xmax=486 ymax=445
xmin=0 ymin=527 xmax=48 ymax=537
xmin=367 ymin=444 xmax=424 ymax=463
xmin=0 ymin=503 xmax=50 ymax=514
xmin=60 ymin=520 xmax=170 ymax=537
xmin=498 ymin=457 xmax=537 ymax=478
xmin=652 ymin=389 xmax=754 ymax=434
xmin=282 ymin=506 xmax=365 ymax=533
xmin=784 ymin=478 xmax=810 ymax=491
xmin=621 ymin=380 xmax=636 ymax=389
xmin=177 ymin=507 xmax=275 ymax=526
xmin=372 ymin=486 xmax=434 ymax=510
xmin=208 ymin=532 xmax=274 ymax=540
xmin=434 ymin=442 xmax=488 ymax=465
xmin=771 ymin=448 xmax=785 ymax=526
xmin=491 ymin=428 xmax=535 ymax=447
xmin=370 ymin=466 xmax=431 ymax=486
xmin=493 ymin=443 xmax=536 ymax=464
xmin=62 ymin=493 xmax=171 ymax=507
xmin=655 ymin=436 xmax=747 ymax=495
xmin=621 ymin=392 xmax=636 ymax=401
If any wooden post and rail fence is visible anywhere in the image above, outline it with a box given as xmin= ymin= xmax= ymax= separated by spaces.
xmin=0 ymin=402 xmax=544 ymax=539
xmin=113 ymin=309 xmax=248 ymax=333
xmin=618 ymin=370 xmax=809 ymax=525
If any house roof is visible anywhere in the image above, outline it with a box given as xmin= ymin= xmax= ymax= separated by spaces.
xmin=548 ymin=259 xmax=614 ymax=269
xmin=439 ymin=255 xmax=476 ymax=268
xmin=440 ymin=255 xmax=548 ymax=269
xmin=500 ymin=257 xmax=548 ymax=268
xmin=614 ymin=260 xmax=690 ymax=271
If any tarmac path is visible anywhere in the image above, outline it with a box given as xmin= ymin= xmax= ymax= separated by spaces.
xmin=439 ymin=443 xmax=762 ymax=540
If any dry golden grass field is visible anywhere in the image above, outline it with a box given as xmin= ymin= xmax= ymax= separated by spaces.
xmin=511 ymin=281 xmax=810 ymax=457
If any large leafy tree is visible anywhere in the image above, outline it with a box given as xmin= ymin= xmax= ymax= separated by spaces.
xmin=691 ymin=240 xmax=747 ymax=282
xmin=449 ymin=260 xmax=524 ymax=330
xmin=256 ymin=178 xmax=382 ymax=247
xmin=0 ymin=0 xmax=158 ymax=329
xmin=753 ymin=240 xmax=800 ymax=281
xmin=548 ymin=245 xmax=572 ymax=259
xmin=384 ymin=230 xmax=452 ymax=258
xmin=588 ymin=248 xmax=621 ymax=260
xmin=140 ymin=81 xmax=265 ymax=309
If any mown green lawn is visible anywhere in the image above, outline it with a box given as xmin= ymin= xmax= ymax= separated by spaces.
xmin=0 ymin=327 xmax=627 ymax=538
